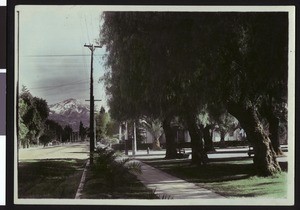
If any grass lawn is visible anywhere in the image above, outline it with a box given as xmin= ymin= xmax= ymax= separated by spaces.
xmin=18 ymin=157 xmax=157 ymax=199
xmin=18 ymin=158 xmax=86 ymax=198
xmin=80 ymin=166 xmax=158 ymax=199
xmin=80 ymin=147 xmax=158 ymax=199
xmin=143 ymin=157 xmax=287 ymax=198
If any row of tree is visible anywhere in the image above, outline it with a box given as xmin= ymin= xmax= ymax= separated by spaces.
xmin=95 ymin=106 xmax=124 ymax=145
xmin=100 ymin=12 xmax=288 ymax=176
xmin=18 ymin=86 xmax=49 ymax=148
xmin=18 ymin=87 xmax=87 ymax=147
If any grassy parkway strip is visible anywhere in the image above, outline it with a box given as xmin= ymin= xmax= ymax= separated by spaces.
xmin=18 ymin=142 xmax=89 ymax=198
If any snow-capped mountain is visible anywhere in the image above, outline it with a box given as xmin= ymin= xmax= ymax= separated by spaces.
xmin=48 ymin=98 xmax=90 ymax=131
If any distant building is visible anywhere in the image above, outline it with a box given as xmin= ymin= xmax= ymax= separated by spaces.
xmin=143 ymin=127 xmax=246 ymax=145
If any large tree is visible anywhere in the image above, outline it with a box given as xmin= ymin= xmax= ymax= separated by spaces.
xmin=18 ymin=98 xmax=30 ymax=148
xmin=31 ymin=97 xmax=49 ymax=144
xmin=185 ymin=13 xmax=288 ymax=175
xmin=95 ymin=106 xmax=110 ymax=140
xmin=259 ymin=95 xmax=287 ymax=155
xmin=79 ymin=121 xmax=86 ymax=141
xmin=40 ymin=129 xmax=55 ymax=147
xmin=19 ymin=87 xmax=49 ymax=147
xmin=101 ymin=12 xmax=179 ymax=158
xmin=46 ymin=119 xmax=63 ymax=141
xmin=100 ymin=12 xmax=288 ymax=175
xmin=62 ymin=125 xmax=73 ymax=142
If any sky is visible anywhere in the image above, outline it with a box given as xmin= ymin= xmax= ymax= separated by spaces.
xmin=15 ymin=5 xmax=294 ymax=113
xmin=16 ymin=5 xmax=108 ymax=110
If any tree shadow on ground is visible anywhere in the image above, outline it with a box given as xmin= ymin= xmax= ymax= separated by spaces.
xmin=18 ymin=158 xmax=86 ymax=198
xmin=144 ymin=157 xmax=287 ymax=183
xmin=82 ymin=170 xmax=158 ymax=199
xmin=167 ymin=162 xmax=254 ymax=183
xmin=143 ymin=157 xmax=288 ymax=198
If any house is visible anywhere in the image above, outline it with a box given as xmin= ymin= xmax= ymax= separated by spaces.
xmin=143 ymin=126 xmax=246 ymax=145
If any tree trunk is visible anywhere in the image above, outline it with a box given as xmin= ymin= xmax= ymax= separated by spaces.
xmin=185 ymin=114 xmax=207 ymax=165
xmin=163 ymin=117 xmax=177 ymax=159
xmin=268 ymin=114 xmax=282 ymax=155
xmin=36 ymin=130 xmax=43 ymax=145
xmin=203 ymin=125 xmax=214 ymax=152
xmin=220 ymin=130 xmax=226 ymax=148
xmin=262 ymin=106 xmax=283 ymax=155
xmin=152 ymin=138 xmax=161 ymax=150
xmin=227 ymin=102 xmax=281 ymax=176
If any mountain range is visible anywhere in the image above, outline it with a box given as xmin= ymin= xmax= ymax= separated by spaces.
xmin=48 ymin=98 xmax=90 ymax=131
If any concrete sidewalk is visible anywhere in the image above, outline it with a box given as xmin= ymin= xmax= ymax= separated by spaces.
xmin=134 ymin=160 xmax=225 ymax=199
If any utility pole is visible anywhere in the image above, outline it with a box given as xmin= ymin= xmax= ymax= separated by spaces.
xmin=119 ymin=123 xmax=122 ymax=142
xmin=133 ymin=121 xmax=137 ymax=156
xmin=125 ymin=121 xmax=128 ymax=155
xmin=85 ymin=99 xmax=101 ymax=150
xmin=84 ymin=44 xmax=101 ymax=165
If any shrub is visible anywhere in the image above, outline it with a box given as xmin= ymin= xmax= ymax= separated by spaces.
xmin=92 ymin=147 xmax=142 ymax=195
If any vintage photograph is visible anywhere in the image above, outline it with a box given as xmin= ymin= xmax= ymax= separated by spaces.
xmin=14 ymin=5 xmax=295 ymax=205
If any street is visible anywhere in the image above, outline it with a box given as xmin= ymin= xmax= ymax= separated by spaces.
xmin=18 ymin=142 xmax=89 ymax=161
xmin=18 ymin=143 xmax=288 ymax=163
xmin=127 ymin=147 xmax=288 ymax=163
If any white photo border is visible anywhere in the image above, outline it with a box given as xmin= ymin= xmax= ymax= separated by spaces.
xmin=14 ymin=5 xmax=295 ymax=206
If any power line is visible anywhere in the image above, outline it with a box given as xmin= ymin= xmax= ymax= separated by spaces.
xmin=37 ymin=86 xmax=90 ymax=96
xmin=78 ymin=13 xmax=90 ymax=83
xmin=30 ymin=79 xmax=89 ymax=90
xmin=23 ymin=54 xmax=106 ymax=57
xmin=84 ymin=13 xmax=91 ymax=44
